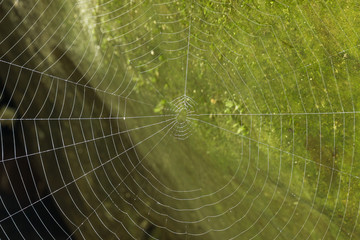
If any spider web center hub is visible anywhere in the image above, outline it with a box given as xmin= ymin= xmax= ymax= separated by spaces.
xmin=176 ymin=108 xmax=188 ymax=123
xmin=171 ymin=95 xmax=196 ymax=140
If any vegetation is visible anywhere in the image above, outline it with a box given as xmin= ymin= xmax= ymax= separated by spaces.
xmin=1 ymin=0 xmax=360 ymax=239
xmin=94 ymin=0 xmax=360 ymax=237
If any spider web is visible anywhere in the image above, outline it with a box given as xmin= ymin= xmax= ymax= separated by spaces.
xmin=0 ymin=0 xmax=360 ymax=239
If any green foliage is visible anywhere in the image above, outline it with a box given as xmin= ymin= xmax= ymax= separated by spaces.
xmin=94 ymin=0 xmax=360 ymax=236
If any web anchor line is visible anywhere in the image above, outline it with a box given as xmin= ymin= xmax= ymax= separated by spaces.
xmin=184 ymin=20 xmax=191 ymax=97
